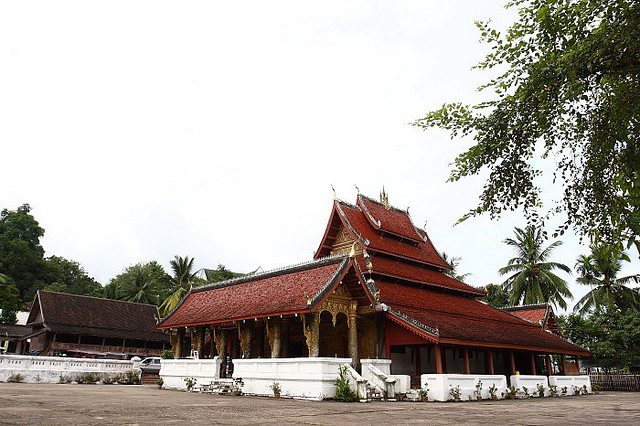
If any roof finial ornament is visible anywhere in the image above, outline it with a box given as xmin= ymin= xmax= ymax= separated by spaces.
xmin=363 ymin=248 xmax=373 ymax=273
xmin=348 ymin=242 xmax=357 ymax=258
xmin=354 ymin=184 xmax=360 ymax=195
xmin=380 ymin=186 xmax=389 ymax=209
xmin=331 ymin=184 xmax=337 ymax=200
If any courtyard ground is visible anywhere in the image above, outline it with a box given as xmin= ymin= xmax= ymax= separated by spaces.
xmin=0 ymin=383 xmax=638 ymax=425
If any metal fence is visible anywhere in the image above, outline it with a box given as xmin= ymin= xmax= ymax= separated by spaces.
xmin=590 ymin=373 xmax=640 ymax=391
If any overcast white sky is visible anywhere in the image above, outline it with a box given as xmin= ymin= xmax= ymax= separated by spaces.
xmin=1 ymin=1 xmax=637 ymax=312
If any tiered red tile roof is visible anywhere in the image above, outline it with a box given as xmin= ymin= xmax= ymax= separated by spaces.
xmin=378 ymin=281 xmax=586 ymax=355
xmin=159 ymin=256 xmax=351 ymax=328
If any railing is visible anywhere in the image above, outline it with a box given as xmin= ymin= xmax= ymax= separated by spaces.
xmin=590 ymin=373 xmax=640 ymax=391
xmin=342 ymin=364 xmax=368 ymax=401
xmin=363 ymin=364 xmax=396 ymax=399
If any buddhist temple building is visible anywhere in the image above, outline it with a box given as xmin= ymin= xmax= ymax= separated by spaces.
xmin=159 ymin=192 xmax=588 ymax=390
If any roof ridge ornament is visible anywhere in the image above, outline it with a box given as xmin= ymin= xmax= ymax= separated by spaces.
xmin=331 ymin=184 xmax=338 ymax=200
xmin=380 ymin=186 xmax=390 ymax=209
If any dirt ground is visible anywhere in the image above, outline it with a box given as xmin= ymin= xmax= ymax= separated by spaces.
xmin=0 ymin=383 xmax=638 ymax=425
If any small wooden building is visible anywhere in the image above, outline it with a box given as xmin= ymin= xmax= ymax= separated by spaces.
xmin=25 ymin=290 xmax=170 ymax=358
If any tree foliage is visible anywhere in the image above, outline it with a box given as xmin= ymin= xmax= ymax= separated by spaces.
xmin=414 ymin=0 xmax=640 ymax=252
xmin=202 ymin=264 xmax=244 ymax=283
xmin=559 ymin=310 xmax=640 ymax=370
xmin=0 ymin=273 xmax=22 ymax=324
xmin=42 ymin=256 xmax=103 ymax=297
xmin=573 ymin=244 xmax=639 ymax=314
xmin=479 ymin=283 xmax=510 ymax=308
xmin=109 ymin=261 xmax=171 ymax=305
xmin=440 ymin=252 xmax=471 ymax=282
xmin=0 ymin=204 xmax=46 ymax=301
xmin=499 ymin=226 xmax=572 ymax=308
xmin=159 ymin=256 xmax=199 ymax=316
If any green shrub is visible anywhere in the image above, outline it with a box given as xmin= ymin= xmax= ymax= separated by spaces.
xmin=334 ymin=365 xmax=357 ymax=402
xmin=58 ymin=374 xmax=72 ymax=384
xmin=156 ymin=377 xmax=164 ymax=389
xmin=160 ymin=349 xmax=174 ymax=359
xmin=77 ymin=373 xmax=97 ymax=384
xmin=8 ymin=373 xmax=25 ymax=383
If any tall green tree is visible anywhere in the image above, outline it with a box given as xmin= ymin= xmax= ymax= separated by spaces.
xmin=414 ymin=0 xmax=640 ymax=253
xmin=479 ymin=283 xmax=510 ymax=308
xmin=202 ymin=264 xmax=244 ymax=283
xmin=573 ymin=244 xmax=639 ymax=314
xmin=500 ymin=226 xmax=572 ymax=308
xmin=0 ymin=273 xmax=22 ymax=324
xmin=559 ymin=310 xmax=640 ymax=370
xmin=440 ymin=252 xmax=471 ymax=282
xmin=159 ymin=256 xmax=199 ymax=316
xmin=109 ymin=261 xmax=171 ymax=305
xmin=42 ymin=256 xmax=103 ymax=297
xmin=0 ymin=204 xmax=46 ymax=301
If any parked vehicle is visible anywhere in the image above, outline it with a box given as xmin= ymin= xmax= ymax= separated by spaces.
xmin=140 ymin=357 xmax=161 ymax=374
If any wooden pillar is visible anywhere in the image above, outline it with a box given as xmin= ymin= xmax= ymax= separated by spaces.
xmin=546 ymin=354 xmax=553 ymax=376
xmin=530 ymin=353 xmax=537 ymax=375
xmin=509 ymin=351 xmax=516 ymax=375
xmin=434 ymin=344 xmax=443 ymax=374
xmin=197 ymin=326 xmax=205 ymax=358
xmin=560 ymin=355 xmax=566 ymax=375
xmin=214 ymin=328 xmax=227 ymax=359
xmin=266 ymin=318 xmax=281 ymax=358
xmin=348 ymin=303 xmax=358 ymax=365
xmin=238 ymin=323 xmax=252 ymax=359
xmin=415 ymin=346 xmax=422 ymax=377
xmin=463 ymin=348 xmax=470 ymax=374
xmin=176 ymin=327 xmax=185 ymax=358
xmin=487 ymin=349 xmax=495 ymax=375
xmin=210 ymin=325 xmax=216 ymax=357
xmin=281 ymin=318 xmax=289 ymax=358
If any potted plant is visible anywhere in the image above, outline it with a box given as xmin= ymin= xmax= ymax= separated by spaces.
xmin=270 ymin=382 xmax=282 ymax=399
xmin=521 ymin=386 xmax=530 ymax=398
xmin=156 ymin=378 xmax=164 ymax=389
xmin=503 ymin=386 xmax=518 ymax=400
xmin=449 ymin=385 xmax=461 ymax=402
xmin=184 ymin=377 xmax=197 ymax=392
xmin=572 ymin=385 xmax=580 ymax=396
xmin=418 ymin=387 xmax=429 ymax=402
xmin=561 ymin=386 xmax=568 ymax=396
xmin=581 ymin=385 xmax=589 ymax=395
xmin=536 ymin=383 xmax=546 ymax=398
xmin=474 ymin=380 xmax=483 ymax=401
xmin=488 ymin=384 xmax=498 ymax=401
xmin=549 ymin=384 xmax=558 ymax=397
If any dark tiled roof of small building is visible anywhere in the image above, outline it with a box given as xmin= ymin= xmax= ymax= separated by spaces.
xmin=30 ymin=291 xmax=167 ymax=342
xmin=159 ymin=256 xmax=351 ymax=328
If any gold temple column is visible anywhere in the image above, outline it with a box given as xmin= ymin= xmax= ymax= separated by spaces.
xmin=303 ymin=312 xmax=320 ymax=357
xmin=214 ymin=328 xmax=227 ymax=359
xmin=546 ymin=354 xmax=553 ymax=375
xmin=348 ymin=301 xmax=358 ymax=365
xmin=176 ymin=327 xmax=185 ymax=358
xmin=196 ymin=326 xmax=205 ymax=358
xmin=238 ymin=323 xmax=252 ymax=359
xmin=266 ymin=318 xmax=281 ymax=358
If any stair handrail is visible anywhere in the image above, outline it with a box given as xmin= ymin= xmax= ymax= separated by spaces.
xmin=364 ymin=364 xmax=396 ymax=399
xmin=341 ymin=364 xmax=368 ymax=401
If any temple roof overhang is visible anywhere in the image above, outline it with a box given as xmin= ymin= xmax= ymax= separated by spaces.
xmin=158 ymin=255 xmax=373 ymax=329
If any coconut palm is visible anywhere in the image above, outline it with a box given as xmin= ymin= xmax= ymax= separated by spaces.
xmin=440 ymin=252 xmax=471 ymax=282
xmin=573 ymin=244 xmax=640 ymax=315
xmin=159 ymin=256 xmax=198 ymax=316
xmin=116 ymin=263 xmax=169 ymax=305
xmin=499 ymin=226 xmax=572 ymax=309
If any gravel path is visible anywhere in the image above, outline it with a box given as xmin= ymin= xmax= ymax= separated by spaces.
xmin=0 ymin=383 xmax=638 ymax=425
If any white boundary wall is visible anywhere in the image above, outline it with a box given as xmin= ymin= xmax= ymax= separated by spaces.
xmin=549 ymin=375 xmax=592 ymax=394
xmin=510 ymin=375 xmax=549 ymax=396
xmin=0 ymin=354 xmax=140 ymax=383
xmin=233 ymin=357 xmax=351 ymax=400
xmin=421 ymin=374 xmax=508 ymax=401
xmin=159 ymin=358 xmax=221 ymax=390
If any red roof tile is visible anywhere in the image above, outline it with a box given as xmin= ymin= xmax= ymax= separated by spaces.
xmin=357 ymin=254 xmax=484 ymax=296
xmin=378 ymin=281 xmax=587 ymax=355
xmin=507 ymin=308 xmax=547 ymax=325
xmin=337 ymin=201 xmax=451 ymax=270
xmin=159 ymin=257 xmax=350 ymax=328
xmin=357 ymin=195 xmax=424 ymax=243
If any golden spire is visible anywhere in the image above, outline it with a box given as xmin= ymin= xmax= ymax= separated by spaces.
xmin=380 ymin=186 xmax=389 ymax=209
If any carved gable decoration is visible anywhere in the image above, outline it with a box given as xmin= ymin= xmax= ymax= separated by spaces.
xmin=330 ymin=225 xmax=354 ymax=256
xmin=318 ymin=284 xmax=357 ymax=326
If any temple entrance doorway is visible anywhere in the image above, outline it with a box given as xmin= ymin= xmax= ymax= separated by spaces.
xmin=319 ymin=311 xmax=349 ymax=357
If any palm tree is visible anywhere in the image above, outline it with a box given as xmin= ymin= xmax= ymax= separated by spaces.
xmin=499 ymin=226 xmax=572 ymax=309
xmin=573 ymin=244 xmax=640 ymax=315
xmin=440 ymin=252 xmax=471 ymax=282
xmin=116 ymin=264 xmax=163 ymax=305
xmin=159 ymin=256 xmax=198 ymax=316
